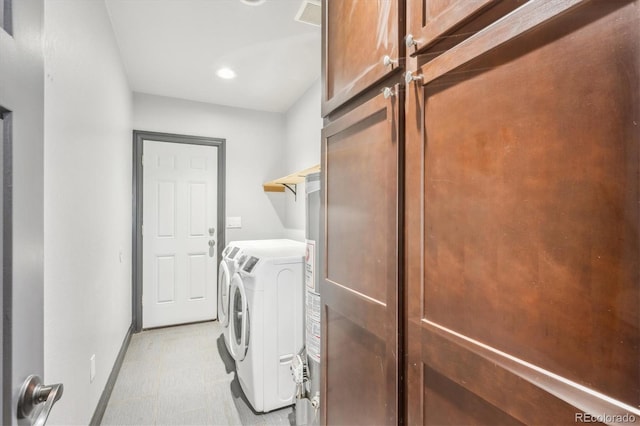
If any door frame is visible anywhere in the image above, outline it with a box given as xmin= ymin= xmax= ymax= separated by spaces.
xmin=1 ymin=106 xmax=12 ymax=426
xmin=132 ymin=130 xmax=226 ymax=333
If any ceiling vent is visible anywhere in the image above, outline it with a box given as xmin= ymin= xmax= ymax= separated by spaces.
xmin=295 ymin=0 xmax=321 ymax=27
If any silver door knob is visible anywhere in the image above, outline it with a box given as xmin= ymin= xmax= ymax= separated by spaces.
xmin=382 ymin=87 xmax=395 ymax=99
xmin=382 ymin=55 xmax=398 ymax=67
xmin=405 ymin=34 xmax=418 ymax=48
xmin=209 ymin=240 xmax=215 ymax=247
xmin=18 ymin=375 xmax=64 ymax=426
xmin=404 ymin=70 xmax=423 ymax=85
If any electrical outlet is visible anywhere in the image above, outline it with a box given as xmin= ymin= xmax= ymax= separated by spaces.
xmin=90 ymin=354 xmax=96 ymax=383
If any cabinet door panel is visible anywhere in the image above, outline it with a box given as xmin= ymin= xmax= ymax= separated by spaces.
xmin=406 ymin=0 xmax=526 ymax=58
xmin=321 ymin=89 xmax=402 ymax=425
xmin=322 ymin=0 xmax=402 ymax=116
xmin=405 ymin=0 xmax=640 ymax=423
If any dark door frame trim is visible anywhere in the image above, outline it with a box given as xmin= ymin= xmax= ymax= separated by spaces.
xmin=1 ymin=106 xmax=12 ymax=426
xmin=132 ymin=130 xmax=226 ymax=333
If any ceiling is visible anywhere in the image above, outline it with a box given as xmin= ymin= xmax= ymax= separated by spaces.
xmin=105 ymin=0 xmax=321 ymax=113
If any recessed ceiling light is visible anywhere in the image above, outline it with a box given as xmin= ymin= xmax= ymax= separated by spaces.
xmin=240 ymin=0 xmax=266 ymax=5
xmin=216 ymin=68 xmax=236 ymax=79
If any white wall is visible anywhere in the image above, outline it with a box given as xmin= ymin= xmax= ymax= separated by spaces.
xmin=43 ymin=2 xmax=133 ymax=425
xmin=282 ymin=80 xmax=322 ymax=241
xmin=133 ymin=93 xmax=289 ymax=243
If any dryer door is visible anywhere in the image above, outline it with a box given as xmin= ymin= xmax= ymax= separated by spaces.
xmin=229 ymin=275 xmax=250 ymax=362
xmin=217 ymin=261 xmax=231 ymax=326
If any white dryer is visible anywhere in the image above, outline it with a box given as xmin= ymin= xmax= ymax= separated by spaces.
xmin=228 ymin=242 xmax=305 ymax=413
xmin=219 ymin=239 xmax=303 ymax=354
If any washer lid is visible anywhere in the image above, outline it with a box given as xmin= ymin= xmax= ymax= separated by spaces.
xmin=217 ymin=261 xmax=232 ymax=327
xmin=229 ymin=276 xmax=249 ymax=362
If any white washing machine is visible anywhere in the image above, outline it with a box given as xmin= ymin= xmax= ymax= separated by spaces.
xmin=219 ymin=240 xmax=303 ymax=354
xmin=228 ymin=242 xmax=305 ymax=412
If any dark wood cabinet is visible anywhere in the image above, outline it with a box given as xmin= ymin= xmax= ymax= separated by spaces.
xmin=406 ymin=0 xmax=640 ymax=423
xmin=320 ymin=89 xmax=402 ymax=425
xmin=406 ymin=0 xmax=526 ymax=58
xmin=322 ymin=0 xmax=640 ymax=424
xmin=321 ymin=0 xmax=403 ymax=116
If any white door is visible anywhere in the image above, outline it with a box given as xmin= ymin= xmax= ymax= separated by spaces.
xmin=143 ymin=140 xmax=218 ymax=328
xmin=1 ymin=1 xmax=63 ymax=425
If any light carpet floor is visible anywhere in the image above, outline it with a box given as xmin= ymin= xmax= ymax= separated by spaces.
xmin=101 ymin=321 xmax=294 ymax=426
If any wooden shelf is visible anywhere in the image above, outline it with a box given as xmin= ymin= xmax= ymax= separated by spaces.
xmin=263 ymin=164 xmax=321 ymax=194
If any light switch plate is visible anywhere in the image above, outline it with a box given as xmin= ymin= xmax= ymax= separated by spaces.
xmin=227 ymin=216 xmax=242 ymax=229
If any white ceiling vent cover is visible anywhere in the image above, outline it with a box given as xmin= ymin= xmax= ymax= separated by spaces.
xmin=295 ymin=0 xmax=321 ymax=27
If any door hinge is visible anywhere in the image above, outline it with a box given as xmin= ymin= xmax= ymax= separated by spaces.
xmin=141 ymin=225 xmax=144 ymax=236
xmin=141 ymin=155 xmax=144 ymax=166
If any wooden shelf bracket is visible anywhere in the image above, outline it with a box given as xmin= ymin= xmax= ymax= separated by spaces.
xmin=262 ymin=164 xmax=320 ymax=201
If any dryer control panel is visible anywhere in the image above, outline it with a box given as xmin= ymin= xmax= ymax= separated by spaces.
xmin=228 ymin=246 xmax=240 ymax=259
xmin=243 ymin=256 xmax=259 ymax=273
